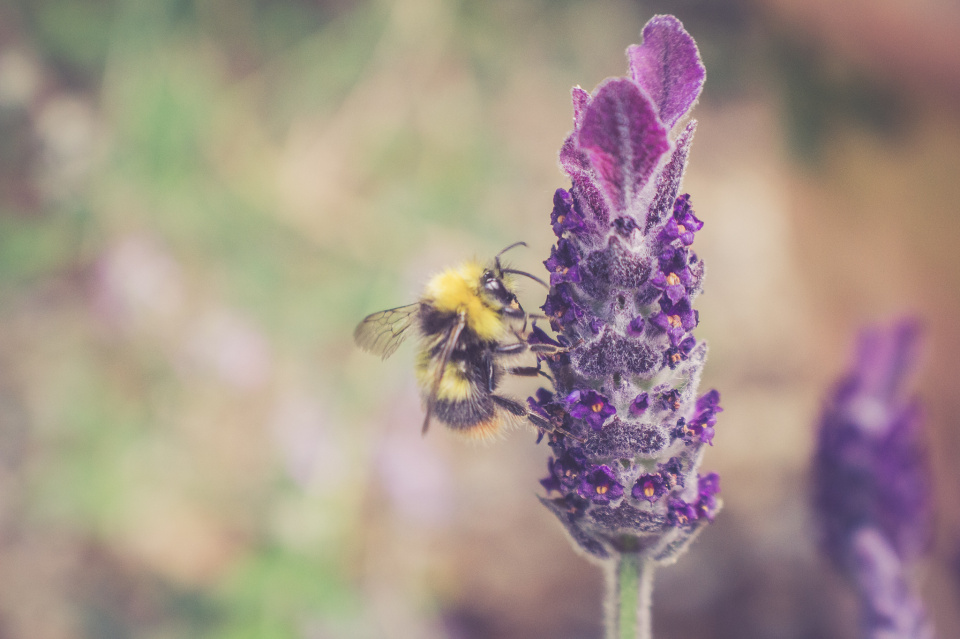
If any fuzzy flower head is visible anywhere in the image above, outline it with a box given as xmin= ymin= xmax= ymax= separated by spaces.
xmin=535 ymin=15 xmax=721 ymax=564
xmin=813 ymin=319 xmax=934 ymax=638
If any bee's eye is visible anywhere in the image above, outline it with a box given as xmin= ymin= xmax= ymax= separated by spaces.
xmin=484 ymin=278 xmax=503 ymax=292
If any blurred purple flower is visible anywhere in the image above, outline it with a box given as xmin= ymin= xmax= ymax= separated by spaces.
xmin=184 ymin=310 xmax=273 ymax=390
xmin=813 ymin=319 xmax=934 ymax=639
xmin=377 ymin=389 xmax=454 ymax=526
xmin=849 ymin=528 xmax=934 ymax=639
xmin=270 ymin=394 xmax=345 ymax=492
xmin=535 ymin=15 xmax=721 ymax=565
xmin=92 ymin=234 xmax=185 ymax=333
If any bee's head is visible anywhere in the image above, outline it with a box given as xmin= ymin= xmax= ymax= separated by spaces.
xmin=480 ymin=267 xmax=517 ymax=307
xmin=479 ymin=267 xmax=525 ymax=320
xmin=478 ymin=242 xmax=549 ymax=318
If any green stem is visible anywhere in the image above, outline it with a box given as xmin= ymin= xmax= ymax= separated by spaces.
xmin=607 ymin=553 xmax=655 ymax=639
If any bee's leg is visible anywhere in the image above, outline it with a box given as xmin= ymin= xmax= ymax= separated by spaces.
xmin=502 ymin=306 xmax=525 ymax=321
xmin=525 ymin=411 xmax=553 ymax=433
xmin=491 ymin=394 xmax=555 ymax=433
xmin=507 ymin=365 xmax=554 ymax=383
xmin=491 ymin=394 xmax=527 ymax=417
xmin=529 ymin=343 xmax=564 ymax=355
xmin=495 ymin=342 xmax=526 ymax=355
xmin=513 ymin=300 xmax=528 ymax=333
xmin=490 ymin=395 xmax=585 ymax=443
xmin=484 ymin=354 xmax=497 ymax=393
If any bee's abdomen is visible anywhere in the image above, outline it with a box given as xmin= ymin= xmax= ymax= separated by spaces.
xmin=432 ymin=395 xmax=495 ymax=431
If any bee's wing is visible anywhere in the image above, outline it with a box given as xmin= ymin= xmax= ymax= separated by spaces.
xmin=422 ymin=310 xmax=467 ymax=435
xmin=353 ymin=303 xmax=420 ymax=360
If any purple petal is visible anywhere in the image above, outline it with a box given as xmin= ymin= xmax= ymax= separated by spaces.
xmin=648 ymin=120 xmax=696 ymax=231
xmin=578 ymin=78 xmax=669 ymax=213
xmin=849 ymin=528 xmax=935 ymax=639
xmin=558 ymin=138 xmax=611 ymax=228
xmin=559 ymin=133 xmax=590 ymax=175
xmin=854 ymin=318 xmax=922 ymax=401
xmin=629 ymin=393 xmax=649 ymax=416
xmin=627 ymin=15 xmax=705 ymax=128
xmin=698 ymin=473 xmax=720 ymax=499
xmin=571 ymin=86 xmax=591 ymax=128
xmin=664 ymin=284 xmax=687 ymax=305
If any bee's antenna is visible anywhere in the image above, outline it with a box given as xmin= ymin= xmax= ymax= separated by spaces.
xmin=496 ymin=241 xmax=528 ymax=259
xmin=495 ymin=241 xmax=528 ymax=274
xmin=502 ymin=268 xmax=548 ymax=289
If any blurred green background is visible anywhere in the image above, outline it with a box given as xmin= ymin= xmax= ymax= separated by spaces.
xmin=1 ymin=0 xmax=959 ymax=637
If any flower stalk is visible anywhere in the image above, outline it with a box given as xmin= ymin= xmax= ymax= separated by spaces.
xmin=609 ymin=553 xmax=655 ymax=639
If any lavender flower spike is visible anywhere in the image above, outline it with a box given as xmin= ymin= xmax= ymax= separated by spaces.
xmin=814 ymin=319 xmax=935 ymax=639
xmin=534 ymin=15 xmax=716 ymax=639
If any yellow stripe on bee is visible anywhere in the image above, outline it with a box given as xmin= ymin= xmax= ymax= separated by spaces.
xmin=424 ymin=261 xmax=509 ymax=341
xmin=460 ymin=417 xmax=505 ymax=442
xmin=415 ymin=353 xmax=473 ymax=401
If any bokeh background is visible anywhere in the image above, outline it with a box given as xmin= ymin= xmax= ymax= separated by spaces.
xmin=1 ymin=0 xmax=959 ymax=637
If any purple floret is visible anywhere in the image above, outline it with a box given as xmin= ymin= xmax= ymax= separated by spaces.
xmin=527 ymin=324 xmax=562 ymax=348
xmin=672 ymin=194 xmax=703 ymax=231
xmin=657 ymin=245 xmax=690 ymax=276
xmin=651 ymin=297 xmax=698 ymax=345
xmin=657 ymin=194 xmax=703 ymax=246
xmin=665 ymin=336 xmax=696 ymax=369
xmin=550 ymin=188 xmax=587 ymax=237
xmin=544 ymin=238 xmax=582 ymax=286
xmin=566 ymin=389 xmax=616 ymax=431
xmin=542 ymin=449 xmax=588 ymax=493
xmin=686 ymin=390 xmax=722 ymax=445
xmin=633 ymin=473 xmax=668 ymax=503
xmin=650 ymin=267 xmax=693 ymax=305
xmin=667 ymin=498 xmax=699 ymax=528
xmin=527 ymin=387 xmax=556 ymax=419
xmin=542 ymin=284 xmax=584 ymax=329
xmin=696 ymin=473 xmax=720 ymax=520
xmin=659 ymin=457 xmax=685 ymax=489
xmin=578 ymin=465 xmax=624 ymax=505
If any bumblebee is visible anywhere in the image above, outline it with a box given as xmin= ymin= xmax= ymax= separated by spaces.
xmin=354 ymin=242 xmax=558 ymax=439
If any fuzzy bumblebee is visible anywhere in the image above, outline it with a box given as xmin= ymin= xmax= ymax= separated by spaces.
xmin=354 ymin=243 xmax=557 ymax=440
